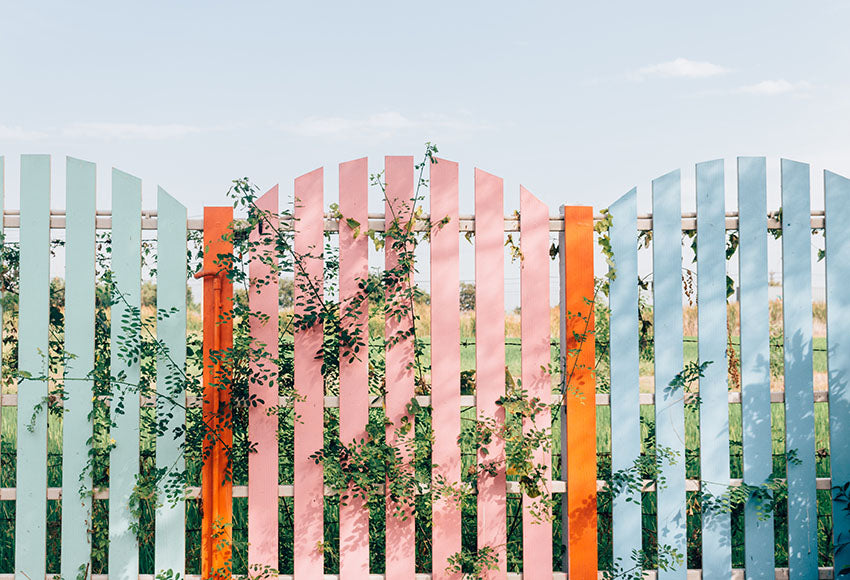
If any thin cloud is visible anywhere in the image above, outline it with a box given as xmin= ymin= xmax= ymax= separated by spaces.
xmin=635 ymin=58 xmax=730 ymax=80
xmin=63 ymin=122 xmax=202 ymax=140
xmin=288 ymin=111 xmax=491 ymax=140
xmin=736 ymin=79 xmax=811 ymax=96
xmin=0 ymin=125 xmax=47 ymax=141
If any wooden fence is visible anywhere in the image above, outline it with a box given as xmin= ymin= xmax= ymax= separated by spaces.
xmin=0 ymin=154 xmax=846 ymax=579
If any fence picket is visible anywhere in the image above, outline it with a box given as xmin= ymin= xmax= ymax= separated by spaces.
xmin=780 ymin=159 xmax=818 ymax=579
xmin=430 ymin=157 xmax=461 ymax=580
xmin=608 ymin=188 xmax=641 ymax=571
xmin=651 ymin=169 xmax=686 ymax=579
xmin=737 ymin=157 xmax=775 ymax=576
xmin=248 ymin=186 xmax=280 ymax=570
xmin=15 ymin=154 xmax=50 ymax=580
xmin=293 ymin=168 xmax=325 ymax=577
xmin=521 ymin=188 xmax=553 ymax=578
xmin=155 ymin=187 xmax=187 ymax=574
xmin=825 ymin=169 xmax=850 ymax=576
xmin=695 ymin=159 xmax=732 ymax=577
xmin=384 ymin=156 xmax=417 ymax=576
xmin=109 ymin=168 xmax=142 ymax=580
xmin=475 ymin=168 xmax=507 ymax=578
xmin=338 ymin=159 xmax=370 ymax=577
xmin=61 ymin=157 xmax=96 ymax=578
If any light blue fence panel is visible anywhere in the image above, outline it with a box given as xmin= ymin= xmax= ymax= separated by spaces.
xmin=155 ymin=187 xmax=187 ymax=574
xmin=825 ymin=169 xmax=850 ymax=575
xmin=695 ymin=159 xmax=732 ymax=577
xmin=15 ymin=154 xmax=51 ymax=580
xmin=652 ymin=169 xmax=686 ymax=578
xmin=737 ymin=157 xmax=775 ymax=577
xmin=608 ymin=188 xmax=642 ymax=570
xmin=780 ymin=159 xmax=817 ymax=578
xmin=109 ymin=168 xmax=142 ymax=579
xmin=61 ymin=157 xmax=97 ymax=578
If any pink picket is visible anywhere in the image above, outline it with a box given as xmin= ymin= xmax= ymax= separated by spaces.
xmin=338 ymin=158 xmax=370 ymax=577
xmin=519 ymin=186 xmax=552 ymax=578
xmin=248 ymin=186 xmax=280 ymax=569
xmin=475 ymin=168 xmax=507 ymax=578
xmin=429 ymin=158 xmax=462 ymax=580
xmin=293 ymin=168 xmax=325 ymax=577
xmin=384 ymin=156 xmax=417 ymax=576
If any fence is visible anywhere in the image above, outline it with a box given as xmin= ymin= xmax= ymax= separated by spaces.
xmin=0 ymin=153 xmax=846 ymax=579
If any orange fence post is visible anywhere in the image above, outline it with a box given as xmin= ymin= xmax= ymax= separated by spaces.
xmin=561 ymin=205 xmax=597 ymax=576
xmin=198 ymin=206 xmax=234 ymax=580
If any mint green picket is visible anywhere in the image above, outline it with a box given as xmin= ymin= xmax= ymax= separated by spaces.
xmin=15 ymin=155 xmax=51 ymax=580
xmin=780 ymin=159 xmax=817 ymax=578
xmin=61 ymin=157 xmax=97 ymax=578
xmin=737 ymin=157 xmax=775 ymax=576
xmin=695 ymin=160 xmax=732 ymax=577
xmin=109 ymin=169 xmax=142 ymax=580
xmin=155 ymin=187 xmax=187 ymax=574
xmin=652 ymin=170 xmax=686 ymax=579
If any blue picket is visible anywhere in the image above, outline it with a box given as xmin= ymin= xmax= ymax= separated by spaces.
xmin=737 ymin=157 xmax=775 ymax=577
xmin=109 ymin=168 xmax=142 ymax=580
xmin=652 ymin=169 xmax=686 ymax=578
xmin=825 ymin=170 xmax=850 ymax=576
xmin=15 ymin=155 xmax=51 ymax=580
xmin=61 ymin=157 xmax=97 ymax=578
xmin=780 ymin=159 xmax=817 ymax=578
xmin=695 ymin=159 xmax=732 ymax=577
xmin=608 ymin=188 xmax=642 ymax=570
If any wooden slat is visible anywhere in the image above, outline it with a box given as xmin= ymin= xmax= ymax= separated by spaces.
xmin=430 ymin=158 xmax=461 ymax=580
xmin=475 ymin=168 xmax=507 ymax=578
xmin=824 ymin=169 xmax=850 ymax=575
xmin=608 ymin=189 xmax=642 ymax=569
xmin=61 ymin=157 xmax=96 ymax=578
xmin=695 ymin=160 xmax=732 ymax=576
xmin=248 ymin=186 xmax=280 ymax=568
xmin=384 ymin=156 xmax=416 ymax=576
xmin=521 ymin=189 xmax=553 ymax=578
xmin=293 ymin=168 xmax=325 ymax=577
xmin=652 ymin=169 xmax=687 ymax=578
xmin=780 ymin=159 xmax=818 ymax=578
xmin=109 ymin=168 xmax=142 ymax=580
xmin=737 ymin=157 xmax=775 ymax=573
xmin=561 ymin=206 xmax=596 ymax=577
xmin=15 ymin=154 xmax=50 ymax=580
xmin=338 ymin=159 xmax=370 ymax=578
xmin=155 ymin=187 xmax=187 ymax=573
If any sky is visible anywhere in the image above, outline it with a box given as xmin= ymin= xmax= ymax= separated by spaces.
xmin=1 ymin=0 xmax=846 ymax=303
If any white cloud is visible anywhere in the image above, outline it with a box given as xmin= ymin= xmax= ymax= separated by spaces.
xmin=635 ymin=58 xmax=730 ymax=80
xmin=63 ymin=122 xmax=202 ymax=140
xmin=288 ymin=111 xmax=490 ymax=140
xmin=736 ymin=79 xmax=811 ymax=96
xmin=0 ymin=125 xmax=47 ymax=141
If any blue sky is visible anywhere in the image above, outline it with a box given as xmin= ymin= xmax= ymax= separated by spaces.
xmin=1 ymin=1 xmax=844 ymax=301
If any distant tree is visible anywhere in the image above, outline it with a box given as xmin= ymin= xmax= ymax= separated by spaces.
xmin=280 ymin=277 xmax=294 ymax=309
xmin=459 ymin=282 xmax=475 ymax=311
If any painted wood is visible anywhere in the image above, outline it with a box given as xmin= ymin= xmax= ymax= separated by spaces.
xmin=562 ymin=205 xmax=597 ymax=577
xmin=695 ymin=159 xmax=732 ymax=578
xmin=521 ymin=188 xmax=553 ymax=578
xmin=61 ymin=157 xmax=96 ymax=579
xmin=200 ymin=206 xmax=234 ymax=579
xmin=248 ymin=186 xmax=280 ymax=570
xmin=109 ymin=168 xmax=142 ymax=580
xmin=608 ymin=188 xmax=641 ymax=571
xmin=293 ymin=168 xmax=325 ymax=577
xmin=780 ymin=159 xmax=817 ymax=579
xmin=737 ymin=157 xmax=775 ymax=577
xmin=651 ymin=169 xmax=686 ymax=579
xmin=338 ymin=159 xmax=370 ymax=578
xmin=15 ymin=154 xmax=50 ymax=580
xmin=155 ymin=187 xmax=187 ymax=574
xmin=475 ymin=168 xmax=507 ymax=578
xmin=384 ymin=156 xmax=417 ymax=576
xmin=430 ymin=158 xmax=462 ymax=580
xmin=825 ymin=169 xmax=850 ymax=576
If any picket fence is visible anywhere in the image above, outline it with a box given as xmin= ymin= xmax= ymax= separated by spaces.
xmin=0 ymin=154 xmax=846 ymax=580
